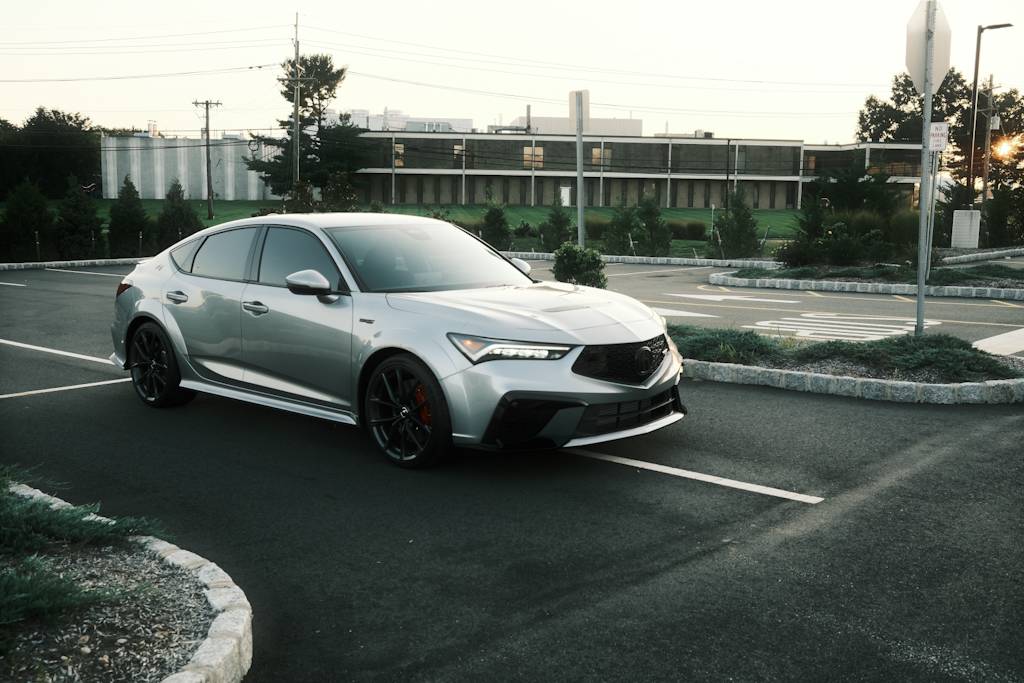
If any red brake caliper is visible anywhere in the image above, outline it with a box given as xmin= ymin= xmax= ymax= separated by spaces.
xmin=414 ymin=385 xmax=432 ymax=425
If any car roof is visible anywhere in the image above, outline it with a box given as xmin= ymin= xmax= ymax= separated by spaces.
xmin=196 ymin=212 xmax=446 ymax=236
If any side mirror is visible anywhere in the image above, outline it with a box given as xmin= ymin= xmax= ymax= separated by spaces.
xmin=285 ymin=269 xmax=332 ymax=296
xmin=510 ymin=257 xmax=532 ymax=276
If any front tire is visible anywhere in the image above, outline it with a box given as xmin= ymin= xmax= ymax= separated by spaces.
xmin=364 ymin=354 xmax=452 ymax=468
xmin=128 ymin=322 xmax=195 ymax=408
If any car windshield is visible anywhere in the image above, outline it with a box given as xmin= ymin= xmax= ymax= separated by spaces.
xmin=325 ymin=222 xmax=532 ymax=293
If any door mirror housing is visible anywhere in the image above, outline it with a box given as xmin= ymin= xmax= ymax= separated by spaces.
xmin=510 ymin=257 xmax=532 ymax=276
xmin=285 ymin=269 xmax=332 ymax=296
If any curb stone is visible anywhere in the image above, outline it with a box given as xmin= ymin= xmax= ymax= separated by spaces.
xmin=0 ymin=258 xmax=147 ymax=271
xmin=939 ymin=247 xmax=1024 ymax=264
xmin=681 ymin=359 xmax=1024 ymax=404
xmin=501 ymin=251 xmax=780 ymax=269
xmin=707 ymin=271 xmax=1024 ymax=301
xmin=7 ymin=484 xmax=252 ymax=683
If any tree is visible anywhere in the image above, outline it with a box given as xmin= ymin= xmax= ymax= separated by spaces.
xmin=480 ymin=205 xmax=511 ymax=248
xmin=856 ymin=71 xmax=1023 ymax=188
xmin=709 ymin=188 xmax=759 ymax=258
xmin=13 ymin=108 xmax=101 ymax=198
xmin=606 ymin=205 xmax=640 ymax=255
xmin=636 ymin=196 xmax=671 ymax=256
xmin=108 ymin=176 xmax=152 ymax=257
xmin=55 ymin=176 xmax=101 ymax=259
xmin=248 ymin=54 xmax=372 ymax=198
xmin=155 ymin=180 xmax=203 ymax=250
xmin=1 ymin=181 xmax=53 ymax=262
xmin=538 ymin=201 xmax=573 ymax=252
xmin=279 ymin=54 xmax=347 ymax=135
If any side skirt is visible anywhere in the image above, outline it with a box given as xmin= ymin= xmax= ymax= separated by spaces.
xmin=179 ymin=379 xmax=358 ymax=426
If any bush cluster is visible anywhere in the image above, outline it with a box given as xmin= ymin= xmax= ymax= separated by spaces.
xmin=670 ymin=220 xmax=707 ymax=241
xmin=552 ymin=243 xmax=607 ymax=288
xmin=706 ymin=188 xmax=759 ymax=258
xmin=480 ymin=205 xmax=512 ymax=248
xmin=775 ymin=207 xmax=920 ymax=268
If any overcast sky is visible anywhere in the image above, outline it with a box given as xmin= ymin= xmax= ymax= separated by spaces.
xmin=2 ymin=0 xmax=1021 ymax=143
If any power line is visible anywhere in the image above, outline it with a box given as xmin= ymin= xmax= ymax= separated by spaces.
xmin=304 ymin=25 xmax=887 ymax=89
xmin=1 ymin=63 xmax=277 ymax=83
xmin=0 ymin=25 xmax=289 ymax=46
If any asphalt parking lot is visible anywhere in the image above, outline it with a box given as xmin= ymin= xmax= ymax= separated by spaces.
xmin=2 ymin=265 xmax=1023 ymax=681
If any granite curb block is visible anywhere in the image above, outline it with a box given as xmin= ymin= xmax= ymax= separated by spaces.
xmin=0 ymin=258 xmax=146 ymax=271
xmin=501 ymin=251 xmax=780 ymax=269
xmin=681 ymin=359 xmax=1024 ymax=404
xmin=939 ymin=247 xmax=1024 ymax=264
xmin=707 ymin=271 xmax=1024 ymax=301
xmin=7 ymin=483 xmax=252 ymax=683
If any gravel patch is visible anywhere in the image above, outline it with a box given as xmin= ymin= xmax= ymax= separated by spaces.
xmin=1 ymin=542 xmax=213 ymax=682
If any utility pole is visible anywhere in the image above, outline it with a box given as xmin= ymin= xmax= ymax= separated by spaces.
xmin=193 ymin=99 xmax=221 ymax=220
xmin=575 ymin=90 xmax=585 ymax=246
xmin=914 ymin=0 xmax=936 ymax=337
xmin=292 ymin=13 xmax=301 ymax=188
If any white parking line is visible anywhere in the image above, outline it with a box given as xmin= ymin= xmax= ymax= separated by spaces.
xmin=45 ymin=268 xmax=123 ymax=278
xmin=973 ymin=327 xmax=1024 ymax=356
xmin=607 ymin=267 xmax=710 ymax=277
xmin=568 ymin=448 xmax=824 ymax=504
xmin=0 ymin=378 xmax=130 ymax=400
xmin=0 ymin=339 xmax=113 ymax=365
xmin=0 ymin=281 xmax=27 ymax=287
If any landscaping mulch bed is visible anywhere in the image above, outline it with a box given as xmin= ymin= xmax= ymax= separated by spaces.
xmin=669 ymin=325 xmax=1024 ymax=385
xmin=0 ymin=542 xmax=212 ymax=683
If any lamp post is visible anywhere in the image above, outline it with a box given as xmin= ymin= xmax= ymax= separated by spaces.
xmin=967 ymin=22 xmax=1012 ymax=205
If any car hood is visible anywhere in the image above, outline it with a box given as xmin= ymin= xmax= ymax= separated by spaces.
xmin=385 ymin=281 xmax=664 ymax=344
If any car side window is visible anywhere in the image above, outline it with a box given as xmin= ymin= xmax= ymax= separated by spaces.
xmin=258 ymin=227 xmax=341 ymax=288
xmin=170 ymin=239 xmax=201 ymax=272
xmin=190 ymin=228 xmax=259 ymax=281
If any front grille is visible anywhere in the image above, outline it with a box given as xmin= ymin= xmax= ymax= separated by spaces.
xmin=574 ymin=388 xmax=678 ymax=438
xmin=572 ymin=335 xmax=668 ymax=385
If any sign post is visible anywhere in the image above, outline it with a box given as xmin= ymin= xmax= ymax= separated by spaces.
xmin=906 ymin=0 xmax=950 ymax=336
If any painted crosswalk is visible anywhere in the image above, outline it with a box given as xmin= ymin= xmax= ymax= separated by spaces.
xmin=744 ymin=313 xmax=940 ymax=341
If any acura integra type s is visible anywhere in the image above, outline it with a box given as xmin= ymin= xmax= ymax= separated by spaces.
xmin=110 ymin=214 xmax=686 ymax=467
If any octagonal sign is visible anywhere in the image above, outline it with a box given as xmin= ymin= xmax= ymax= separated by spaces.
xmin=906 ymin=0 xmax=952 ymax=95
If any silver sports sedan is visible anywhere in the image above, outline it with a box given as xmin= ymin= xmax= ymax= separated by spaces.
xmin=110 ymin=214 xmax=686 ymax=467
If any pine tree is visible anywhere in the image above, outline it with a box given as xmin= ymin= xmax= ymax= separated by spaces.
xmin=55 ymin=175 xmax=101 ymax=259
xmin=481 ymin=205 xmax=511 ymax=248
xmin=538 ymin=202 xmax=573 ymax=252
xmin=155 ymin=179 xmax=203 ymax=250
xmin=637 ymin=196 xmax=670 ymax=256
xmin=708 ymin=188 xmax=759 ymax=258
xmin=1 ymin=180 xmax=54 ymax=262
xmin=107 ymin=176 xmax=152 ymax=257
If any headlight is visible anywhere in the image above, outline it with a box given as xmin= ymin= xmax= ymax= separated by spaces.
xmin=447 ymin=333 xmax=573 ymax=363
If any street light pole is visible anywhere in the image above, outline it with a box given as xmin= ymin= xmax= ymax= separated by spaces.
xmin=967 ymin=22 xmax=1012 ymax=206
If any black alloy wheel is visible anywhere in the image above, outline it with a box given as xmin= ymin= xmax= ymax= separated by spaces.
xmin=365 ymin=355 xmax=451 ymax=468
xmin=128 ymin=322 xmax=193 ymax=407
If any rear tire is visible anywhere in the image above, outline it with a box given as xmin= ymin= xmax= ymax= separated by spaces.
xmin=364 ymin=354 xmax=452 ymax=468
xmin=128 ymin=321 xmax=195 ymax=408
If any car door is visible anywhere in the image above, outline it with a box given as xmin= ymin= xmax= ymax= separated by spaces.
xmin=162 ymin=226 xmax=260 ymax=385
xmin=239 ymin=226 xmax=355 ymax=409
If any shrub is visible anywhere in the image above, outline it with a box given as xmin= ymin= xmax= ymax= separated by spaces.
xmin=668 ymin=325 xmax=779 ymax=365
xmin=538 ymin=202 xmax=574 ymax=252
xmin=514 ymin=220 xmax=534 ymax=238
xmin=707 ymin=188 xmax=759 ymax=258
xmin=1 ymin=180 xmax=54 ymax=262
xmin=480 ymin=205 xmax=512 ymax=248
xmin=427 ymin=206 xmax=452 ymax=222
xmin=155 ymin=179 xmax=203 ymax=251
xmin=845 ymin=210 xmax=886 ymax=239
xmin=107 ymin=176 xmax=154 ymax=257
xmin=368 ymin=200 xmax=385 ymax=213
xmin=586 ymin=216 xmax=609 ymax=241
xmin=552 ymin=243 xmax=606 ymax=288
xmin=986 ymin=187 xmax=1014 ymax=248
xmin=636 ymin=196 xmax=671 ymax=256
xmin=606 ymin=205 xmax=640 ymax=255
xmin=886 ymin=210 xmax=919 ymax=246
xmin=774 ymin=237 xmax=822 ymax=267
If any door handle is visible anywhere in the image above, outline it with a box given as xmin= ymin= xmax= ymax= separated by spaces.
xmin=166 ymin=290 xmax=188 ymax=303
xmin=242 ymin=300 xmax=269 ymax=315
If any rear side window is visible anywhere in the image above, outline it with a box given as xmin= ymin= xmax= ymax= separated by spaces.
xmin=170 ymin=239 xmax=201 ymax=272
xmin=190 ymin=228 xmax=259 ymax=281
xmin=258 ymin=227 xmax=340 ymax=287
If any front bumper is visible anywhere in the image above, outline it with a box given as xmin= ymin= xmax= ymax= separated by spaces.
xmin=441 ymin=348 xmax=685 ymax=449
